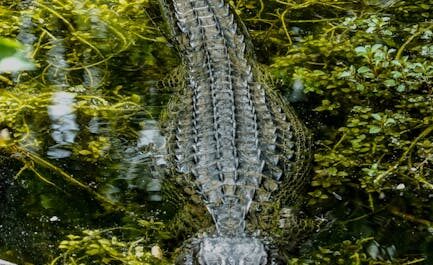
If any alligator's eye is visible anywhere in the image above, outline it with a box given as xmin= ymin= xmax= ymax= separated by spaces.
xmin=175 ymin=252 xmax=193 ymax=265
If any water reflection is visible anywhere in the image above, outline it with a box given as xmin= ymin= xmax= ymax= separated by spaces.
xmin=125 ymin=120 xmax=166 ymax=202
xmin=16 ymin=9 xmax=36 ymax=49
xmin=75 ymin=2 xmax=106 ymax=89
xmin=46 ymin=40 xmax=69 ymax=88
xmin=137 ymin=119 xmax=167 ymax=166
xmin=47 ymin=92 xmax=79 ymax=159
xmin=83 ymin=63 xmax=104 ymax=89
xmin=44 ymin=3 xmax=107 ymax=158
xmin=44 ymin=30 xmax=80 ymax=159
xmin=138 ymin=120 xmax=167 ymax=201
xmin=88 ymin=117 xmax=102 ymax=134
xmin=289 ymin=79 xmax=306 ymax=102
xmin=100 ymin=119 xmax=167 ymax=202
xmin=12 ymin=0 xmax=36 ymax=80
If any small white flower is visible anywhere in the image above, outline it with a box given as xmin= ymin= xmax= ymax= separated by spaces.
xmin=396 ymin=183 xmax=405 ymax=190
xmin=49 ymin=216 xmax=60 ymax=222
xmin=151 ymin=245 xmax=163 ymax=259
xmin=135 ymin=246 xmax=144 ymax=258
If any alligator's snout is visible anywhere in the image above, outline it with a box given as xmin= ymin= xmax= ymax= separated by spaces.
xmin=199 ymin=237 xmax=267 ymax=265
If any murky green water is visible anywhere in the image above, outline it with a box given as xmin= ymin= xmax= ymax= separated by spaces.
xmin=0 ymin=1 xmax=181 ymax=263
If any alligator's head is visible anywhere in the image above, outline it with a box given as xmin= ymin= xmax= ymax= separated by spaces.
xmin=178 ymin=235 xmax=268 ymax=265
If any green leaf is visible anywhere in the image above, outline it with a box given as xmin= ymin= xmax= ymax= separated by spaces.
xmin=355 ymin=46 xmax=367 ymax=55
xmin=357 ymin=66 xmax=371 ymax=74
xmin=396 ymin=84 xmax=406 ymax=92
xmin=391 ymin=71 xmax=402 ymax=79
xmin=369 ymin=126 xmax=382 ymax=134
xmin=79 ymin=150 xmax=93 ymax=155
xmin=384 ymin=79 xmax=396 ymax=87
xmin=371 ymin=113 xmax=382 ymax=120
xmin=338 ymin=70 xmax=352 ymax=78
xmin=356 ymin=84 xmax=365 ymax=91
xmin=371 ymin=44 xmax=383 ymax=53
xmin=0 ymin=38 xmax=21 ymax=58
xmin=385 ymin=118 xmax=396 ymax=126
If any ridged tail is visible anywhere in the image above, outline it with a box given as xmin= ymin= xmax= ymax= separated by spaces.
xmin=161 ymin=0 xmax=310 ymax=238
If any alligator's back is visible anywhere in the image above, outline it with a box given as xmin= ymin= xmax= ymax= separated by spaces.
xmin=159 ymin=0 xmax=310 ymax=263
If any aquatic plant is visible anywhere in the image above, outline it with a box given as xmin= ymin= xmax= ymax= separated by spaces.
xmin=50 ymin=221 xmax=171 ymax=265
xmin=235 ymin=0 xmax=433 ymax=263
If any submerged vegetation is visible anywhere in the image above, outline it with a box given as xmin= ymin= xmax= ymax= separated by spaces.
xmin=0 ymin=0 xmax=432 ymax=264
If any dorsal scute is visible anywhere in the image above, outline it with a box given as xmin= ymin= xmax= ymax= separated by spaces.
xmin=161 ymin=0 xmax=311 ymax=238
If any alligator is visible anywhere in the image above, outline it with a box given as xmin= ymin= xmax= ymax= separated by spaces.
xmin=158 ymin=0 xmax=311 ymax=264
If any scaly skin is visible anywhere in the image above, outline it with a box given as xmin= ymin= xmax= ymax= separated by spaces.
xmin=159 ymin=0 xmax=311 ymax=264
